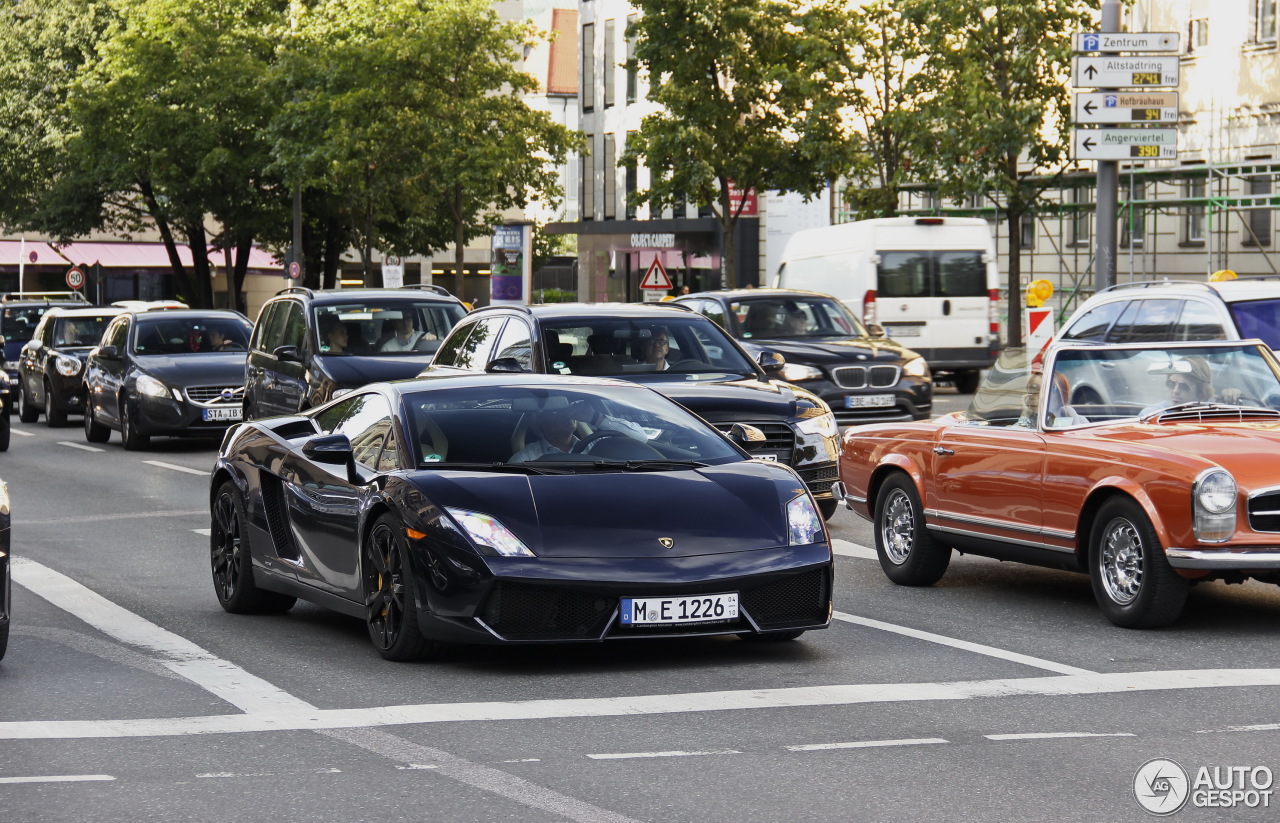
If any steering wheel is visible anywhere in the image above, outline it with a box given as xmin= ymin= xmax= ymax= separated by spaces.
xmin=570 ymin=429 xmax=632 ymax=454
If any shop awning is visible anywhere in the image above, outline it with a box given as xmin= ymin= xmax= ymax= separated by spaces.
xmin=57 ymin=241 xmax=281 ymax=271
xmin=0 ymin=240 xmax=71 ymax=267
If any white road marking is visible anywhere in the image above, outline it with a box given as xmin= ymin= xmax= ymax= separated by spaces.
xmin=3 ymin=668 xmax=1279 ymax=741
xmin=1198 ymin=722 xmax=1280 ymax=734
xmin=192 ymin=529 xmax=211 ymax=536
xmin=57 ymin=441 xmax=104 ymax=453
xmin=985 ymin=732 xmax=1136 ymax=741
xmin=0 ymin=775 xmax=115 ymax=784
xmin=831 ymin=539 xmax=878 ymax=560
xmin=15 ymin=509 xmax=205 ymax=527
xmin=10 ymin=557 xmax=316 ymax=716
xmin=9 ymin=428 xmax=34 ymax=436
xmin=503 ymin=759 xmax=542 ymax=763
xmin=787 ymin=738 xmax=947 ymax=752
xmin=587 ymin=750 xmax=741 ymax=760
xmin=395 ymin=764 xmax=439 ymax=770
xmin=143 ymin=460 xmax=207 ymax=476
xmin=833 ymin=611 xmax=1095 ymax=675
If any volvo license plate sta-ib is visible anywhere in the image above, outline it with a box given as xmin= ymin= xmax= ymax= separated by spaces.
xmin=620 ymin=592 xmax=739 ymax=627
xmin=203 ymin=407 xmax=242 ymax=422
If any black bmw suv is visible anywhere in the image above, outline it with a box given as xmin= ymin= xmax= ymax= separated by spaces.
xmin=675 ymin=288 xmax=933 ymax=426
xmin=422 ymin=302 xmax=843 ymax=518
xmin=244 ymin=286 xmax=468 ymax=419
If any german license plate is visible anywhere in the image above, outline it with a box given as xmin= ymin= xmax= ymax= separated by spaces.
xmin=885 ymin=325 xmax=922 ymax=337
xmin=202 ymin=407 xmax=242 ymax=422
xmin=620 ymin=592 xmax=739 ymax=626
xmin=845 ymin=394 xmax=894 ymax=408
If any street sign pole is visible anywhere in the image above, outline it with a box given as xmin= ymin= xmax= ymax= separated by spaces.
xmin=1095 ymin=0 xmax=1123 ymax=292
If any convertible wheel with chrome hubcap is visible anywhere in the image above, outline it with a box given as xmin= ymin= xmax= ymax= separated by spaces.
xmin=1089 ymin=497 xmax=1188 ymax=628
xmin=873 ymin=473 xmax=950 ymax=586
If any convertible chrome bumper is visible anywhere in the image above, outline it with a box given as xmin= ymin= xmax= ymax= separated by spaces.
xmin=1166 ymin=548 xmax=1280 ymax=569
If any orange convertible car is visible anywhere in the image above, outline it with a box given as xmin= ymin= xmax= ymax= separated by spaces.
xmin=834 ymin=340 xmax=1280 ymax=628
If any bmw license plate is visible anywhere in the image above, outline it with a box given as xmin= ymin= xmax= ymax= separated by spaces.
xmin=202 ymin=407 xmax=242 ymax=422
xmin=845 ymin=394 xmax=894 ymax=408
xmin=620 ymin=593 xmax=739 ymax=627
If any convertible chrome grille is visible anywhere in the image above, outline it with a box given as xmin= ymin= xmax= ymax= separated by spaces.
xmin=740 ymin=568 xmax=830 ymax=629
xmin=1248 ymin=489 xmax=1280 ymax=533
xmin=1155 ymin=406 xmax=1280 ymax=423
xmin=480 ymin=582 xmax=614 ymax=640
xmin=186 ymin=385 xmax=244 ymax=406
xmin=832 ymin=365 xmax=900 ymax=389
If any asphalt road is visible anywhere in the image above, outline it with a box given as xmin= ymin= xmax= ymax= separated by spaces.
xmin=3 ymin=386 xmax=1279 ymax=823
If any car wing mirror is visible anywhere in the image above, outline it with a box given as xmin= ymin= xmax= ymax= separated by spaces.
xmin=302 ymin=433 xmax=360 ymax=484
xmin=96 ymin=345 xmax=119 ymax=360
xmin=485 ymin=357 xmax=528 ymax=374
xmin=865 ymin=323 xmax=887 ymax=338
xmin=726 ymin=422 xmax=767 ymax=452
xmin=756 ymin=350 xmax=785 ymax=376
xmin=272 ymin=344 xmax=303 ymax=363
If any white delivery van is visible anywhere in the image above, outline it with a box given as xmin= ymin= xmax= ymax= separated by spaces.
xmin=775 ymin=216 xmax=1000 ymax=393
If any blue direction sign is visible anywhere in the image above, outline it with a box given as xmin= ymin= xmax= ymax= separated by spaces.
xmin=1073 ymin=128 xmax=1178 ymax=161
xmin=1075 ymin=32 xmax=1180 ymax=53
xmin=1073 ymin=56 xmax=1179 ymax=88
xmin=1074 ymin=92 xmax=1178 ymax=124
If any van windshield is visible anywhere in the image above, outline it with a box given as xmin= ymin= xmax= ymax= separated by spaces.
xmin=878 ymin=251 xmax=987 ymax=298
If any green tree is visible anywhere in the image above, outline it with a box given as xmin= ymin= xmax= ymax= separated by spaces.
xmin=625 ymin=0 xmax=854 ymax=288
xmin=912 ymin=0 xmax=1094 ymax=345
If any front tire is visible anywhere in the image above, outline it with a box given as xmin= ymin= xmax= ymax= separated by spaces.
xmin=1089 ymin=497 xmax=1188 ymax=628
xmin=210 ymin=480 xmax=296 ymax=614
xmin=120 ymin=399 xmax=150 ymax=450
xmin=44 ymin=379 xmax=67 ymax=427
xmin=818 ymin=498 xmax=839 ymax=521
xmin=17 ymin=383 xmax=38 ymax=423
xmin=0 ymin=411 xmax=9 ymax=451
xmin=364 ymin=513 xmax=437 ymax=662
xmin=953 ymin=370 xmax=981 ymax=395
xmin=873 ymin=473 xmax=951 ymax=586
xmin=84 ymin=392 xmax=110 ymax=443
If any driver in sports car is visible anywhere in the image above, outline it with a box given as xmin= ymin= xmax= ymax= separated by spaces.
xmin=509 ymin=400 xmax=646 ymax=462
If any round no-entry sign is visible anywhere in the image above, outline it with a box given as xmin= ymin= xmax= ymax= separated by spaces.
xmin=66 ymin=266 xmax=85 ymax=290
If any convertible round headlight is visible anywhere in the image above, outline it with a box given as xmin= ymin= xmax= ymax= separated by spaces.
xmin=55 ymin=354 xmax=82 ymax=378
xmin=1195 ymin=469 xmax=1236 ymax=515
xmin=780 ymin=363 xmax=824 ymax=382
xmin=903 ymin=356 xmax=930 ymax=379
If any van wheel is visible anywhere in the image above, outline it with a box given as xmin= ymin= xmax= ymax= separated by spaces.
xmin=953 ymin=371 xmax=980 ymax=395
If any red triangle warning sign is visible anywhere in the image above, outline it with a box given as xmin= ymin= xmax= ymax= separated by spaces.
xmin=639 ymin=258 xmax=672 ymax=289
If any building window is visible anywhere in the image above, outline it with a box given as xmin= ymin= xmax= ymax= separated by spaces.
xmin=1120 ymin=180 xmax=1146 ymax=248
xmin=1184 ymin=176 xmax=1206 ymax=244
xmin=581 ymin=134 xmax=594 ymax=221
xmin=581 ymin=24 xmax=595 ymax=111
xmin=1189 ymin=19 xmax=1209 ymax=53
xmin=603 ymin=134 xmax=616 ymax=219
xmin=1019 ymin=214 xmax=1035 ymax=251
xmin=1070 ymin=186 xmax=1092 ymax=247
xmin=1244 ymin=172 xmax=1273 ymax=246
xmin=1256 ymin=0 xmax=1278 ymax=42
xmin=624 ymin=131 xmax=637 ymax=219
xmin=603 ymin=19 xmax=615 ymax=108
xmin=625 ymin=15 xmax=638 ymax=103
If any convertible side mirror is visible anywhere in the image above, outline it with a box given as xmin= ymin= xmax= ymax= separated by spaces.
xmin=272 ymin=345 xmax=303 ymax=363
xmin=756 ymin=350 xmax=785 ymax=376
xmin=302 ymin=433 xmax=359 ymax=483
xmin=726 ymin=422 xmax=767 ymax=452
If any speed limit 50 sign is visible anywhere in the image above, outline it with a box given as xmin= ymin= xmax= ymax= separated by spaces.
xmin=66 ymin=266 xmax=85 ymax=290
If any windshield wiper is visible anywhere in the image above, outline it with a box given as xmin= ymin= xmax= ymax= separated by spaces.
xmin=419 ymin=461 xmax=572 ymax=475
xmin=615 ymin=459 xmax=709 ymax=471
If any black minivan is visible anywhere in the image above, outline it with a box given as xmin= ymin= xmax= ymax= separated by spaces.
xmin=244 ymin=286 xmax=468 ymax=419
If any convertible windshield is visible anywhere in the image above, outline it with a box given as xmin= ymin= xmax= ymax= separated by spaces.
xmin=315 ymin=301 xmax=465 ymax=356
xmin=965 ymin=343 xmax=1280 ymax=428
xmin=538 ymin=316 xmax=756 ymax=378
xmin=404 ymin=383 xmax=744 ymax=470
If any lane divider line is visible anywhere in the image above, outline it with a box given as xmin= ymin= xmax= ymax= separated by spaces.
xmin=833 ymin=611 xmax=1095 ymax=676
xmin=586 ymin=750 xmax=741 ymax=760
xmin=787 ymin=738 xmax=947 ymax=752
xmin=143 ymin=460 xmax=207 ymax=476
xmin=192 ymin=529 xmax=211 ymax=536
xmin=984 ymin=732 xmax=1136 ymax=741
xmin=57 ymin=441 xmax=104 ymax=453
xmin=10 ymin=428 xmax=34 ymax=437
xmin=831 ymin=539 xmax=878 ymax=560
xmin=0 ymin=774 xmax=115 ymax=784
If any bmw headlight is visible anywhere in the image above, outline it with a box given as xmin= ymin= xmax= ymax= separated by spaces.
xmin=780 ymin=363 xmax=824 ymax=382
xmin=136 ymin=374 xmax=178 ymax=400
xmin=1193 ymin=468 xmax=1236 ymax=542
xmin=445 ymin=507 xmax=536 ymax=557
xmin=787 ymin=494 xmax=824 ymax=545
xmin=903 ymin=356 xmax=930 ymax=379
xmin=796 ymin=410 xmax=838 ymax=438
xmin=55 ymin=354 xmax=82 ymax=378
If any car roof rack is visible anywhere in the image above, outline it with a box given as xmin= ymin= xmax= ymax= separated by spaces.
xmin=275 ymin=286 xmax=314 ymax=297
xmin=110 ymin=299 xmax=189 ymax=311
xmin=402 ymin=284 xmax=454 ymax=297
xmin=1 ymin=290 xmax=90 ymax=303
xmin=1095 ymin=279 xmax=1216 ymax=295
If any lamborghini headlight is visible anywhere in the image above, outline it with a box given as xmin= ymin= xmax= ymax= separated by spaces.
xmin=445 ymin=507 xmax=536 ymax=557
xmin=903 ymin=356 xmax=930 ymax=379
xmin=55 ymin=354 xmax=82 ymax=378
xmin=796 ymin=410 xmax=838 ymax=438
xmin=136 ymin=374 xmax=178 ymax=400
xmin=1193 ymin=469 xmax=1236 ymax=542
xmin=787 ymin=494 xmax=824 ymax=546
xmin=780 ymin=363 xmax=824 ymax=382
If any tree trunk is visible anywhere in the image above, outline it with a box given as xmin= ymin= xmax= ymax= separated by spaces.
xmin=231 ymin=237 xmax=252 ymax=316
xmin=718 ymin=180 xmax=737 ymax=290
xmin=139 ymin=179 xmax=195 ymax=304
xmin=1005 ymin=157 xmax=1024 ymax=348
xmin=453 ymin=183 xmax=468 ymax=304
xmin=323 ymin=216 xmax=343 ymax=290
xmin=185 ymin=222 xmax=214 ymax=309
